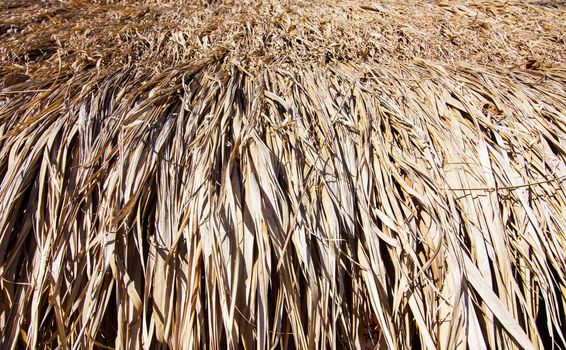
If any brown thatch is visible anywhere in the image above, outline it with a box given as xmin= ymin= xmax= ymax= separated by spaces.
xmin=1 ymin=1 xmax=565 ymax=349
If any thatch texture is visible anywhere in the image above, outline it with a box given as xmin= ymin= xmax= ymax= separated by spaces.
xmin=1 ymin=1 xmax=565 ymax=349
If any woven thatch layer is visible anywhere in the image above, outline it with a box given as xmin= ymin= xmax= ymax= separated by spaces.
xmin=1 ymin=59 xmax=565 ymax=349
xmin=1 ymin=1 xmax=566 ymax=349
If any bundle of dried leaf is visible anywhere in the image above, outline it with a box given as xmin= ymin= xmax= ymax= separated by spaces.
xmin=0 ymin=1 xmax=565 ymax=349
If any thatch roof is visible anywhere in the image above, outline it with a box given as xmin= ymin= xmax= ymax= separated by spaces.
xmin=1 ymin=1 xmax=565 ymax=349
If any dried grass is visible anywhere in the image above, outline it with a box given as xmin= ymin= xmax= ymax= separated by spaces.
xmin=0 ymin=0 xmax=565 ymax=349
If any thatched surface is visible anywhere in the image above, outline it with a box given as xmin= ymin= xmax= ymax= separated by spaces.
xmin=1 ymin=0 xmax=565 ymax=75
xmin=1 ymin=1 xmax=565 ymax=349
